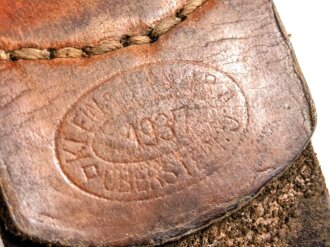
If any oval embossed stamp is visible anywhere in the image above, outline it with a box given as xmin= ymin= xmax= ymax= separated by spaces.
xmin=56 ymin=62 xmax=248 ymax=201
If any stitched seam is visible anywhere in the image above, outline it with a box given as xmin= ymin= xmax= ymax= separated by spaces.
xmin=0 ymin=0 xmax=208 ymax=62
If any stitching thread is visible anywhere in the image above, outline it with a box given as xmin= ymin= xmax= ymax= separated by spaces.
xmin=0 ymin=0 xmax=207 ymax=61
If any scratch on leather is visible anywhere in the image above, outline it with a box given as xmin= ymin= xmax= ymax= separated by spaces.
xmin=0 ymin=0 xmax=208 ymax=61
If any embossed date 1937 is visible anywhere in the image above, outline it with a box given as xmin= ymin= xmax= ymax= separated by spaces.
xmin=56 ymin=62 xmax=248 ymax=201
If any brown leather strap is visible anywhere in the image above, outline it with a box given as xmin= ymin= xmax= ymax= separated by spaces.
xmin=0 ymin=0 xmax=315 ymax=246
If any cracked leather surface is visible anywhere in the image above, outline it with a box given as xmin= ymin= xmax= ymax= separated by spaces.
xmin=0 ymin=0 xmax=315 ymax=246
xmin=0 ymin=0 xmax=187 ymax=50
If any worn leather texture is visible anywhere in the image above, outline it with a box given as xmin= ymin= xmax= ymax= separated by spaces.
xmin=0 ymin=0 xmax=316 ymax=246
xmin=0 ymin=0 xmax=188 ymax=50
